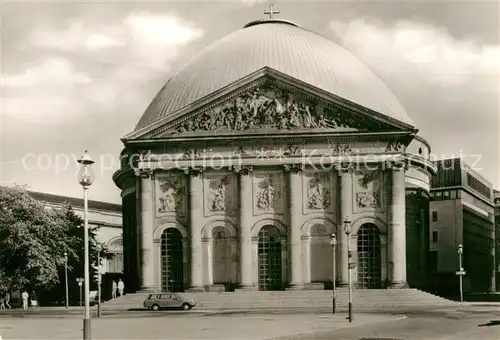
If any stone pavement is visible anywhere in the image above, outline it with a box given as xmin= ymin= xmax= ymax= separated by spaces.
xmin=0 ymin=313 xmax=401 ymax=339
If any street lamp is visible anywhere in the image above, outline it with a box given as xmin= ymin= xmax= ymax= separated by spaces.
xmin=330 ymin=233 xmax=337 ymax=314
xmin=97 ymin=244 xmax=102 ymax=318
xmin=64 ymin=252 xmax=69 ymax=309
xmin=457 ymin=244 xmax=465 ymax=303
xmin=344 ymin=217 xmax=353 ymax=323
xmin=77 ymin=150 xmax=95 ymax=340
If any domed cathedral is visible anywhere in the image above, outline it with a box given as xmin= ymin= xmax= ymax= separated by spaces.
xmin=113 ymin=11 xmax=436 ymax=294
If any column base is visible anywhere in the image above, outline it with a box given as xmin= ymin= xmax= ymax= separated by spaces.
xmin=388 ymin=281 xmax=409 ymax=289
xmin=235 ymin=284 xmax=257 ymax=291
xmin=285 ymin=284 xmax=304 ymax=291
xmin=139 ymin=285 xmax=159 ymax=293
xmin=205 ymin=284 xmax=225 ymax=292
xmin=304 ymin=283 xmax=325 ymax=290
xmin=187 ymin=286 xmax=206 ymax=292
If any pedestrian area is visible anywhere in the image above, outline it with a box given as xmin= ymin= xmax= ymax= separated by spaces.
xmin=0 ymin=313 xmax=400 ymax=339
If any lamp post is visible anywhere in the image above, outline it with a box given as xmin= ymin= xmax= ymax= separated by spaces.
xmin=64 ymin=252 xmax=69 ymax=308
xmin=77 ymin=150 xmax=95 ymax=340
xmin=330 ymin=233 xmax=337 ymax=314
xmin=97 ymin=244 xmax=102 ymax=318
xmin=457 ymin=244 xmax=465 ymax=303
xmin=344 ymin=217 xmax=353 ymax=323
xmin=77 ymin=278 xmax=84 ymax=306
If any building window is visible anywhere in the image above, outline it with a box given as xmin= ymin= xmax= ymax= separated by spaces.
xmin=107 ymin=252 xmax=124 ymax=273
xmin=432 ymin=211 xmax=438 ymax=222
xmin=432 ymin=231 xmax=438 ymax=243
xmin=442 ymin=191 xmax=450 ymax=200
xmin=450 ymin=190 xmax=457 ymax=199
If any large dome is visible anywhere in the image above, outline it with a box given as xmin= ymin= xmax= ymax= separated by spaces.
xmin=134 ymin=19 xmax=414 ymax=132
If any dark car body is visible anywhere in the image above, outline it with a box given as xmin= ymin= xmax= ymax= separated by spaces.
xmin=143 ymin=293 xmax=196 ymax=311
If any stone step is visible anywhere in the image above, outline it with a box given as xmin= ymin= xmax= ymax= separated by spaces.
xmin=102 ymin=289 xmax=455 ymax=309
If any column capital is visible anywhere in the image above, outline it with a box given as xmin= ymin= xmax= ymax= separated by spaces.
xmin=183 ymin=166 xmax=204 ymax=176
xmin=138 ymin=150 xmax=152 ymax=162
xmin=136 ymin=168 xmax=153 ymax=178
xmin=385 ymin=160 xmax=408 ymax=172
xmin=233 ymin=165 xmax=253 ymax=175
xmin=335 ymin=162 xmax=355 ymax=174
xmin=283 ymin=164 xmax=304 ymax=173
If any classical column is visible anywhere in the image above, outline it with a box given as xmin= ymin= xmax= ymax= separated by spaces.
xmin=205 ymin=239 xmax=214 ymax=286
xmin=238 ymin=166 xmax=254 ymax=289
xmin=140 ymin=169 xmax=156 ymax=291
xmin=301 ymin=236 xmax=311 ymax=284
xmin=188 ymin=168 xmax=205 ymax=291
xmin=286 ymin=164 xmax=303 ymax=289
xmin=389 ymin=160 xmax=408 ymax=288
xmin=153 ymin=239 xmax=161 ymax=291
xmin=338 ymin=163 xmax=353 ymax=286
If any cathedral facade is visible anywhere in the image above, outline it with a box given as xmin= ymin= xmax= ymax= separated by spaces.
xmin=113 ymin=19 xmax=436 ymax=293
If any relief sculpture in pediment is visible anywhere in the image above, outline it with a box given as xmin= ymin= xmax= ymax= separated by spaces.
xmin=172 ymin=84 xmax=363 ymax=134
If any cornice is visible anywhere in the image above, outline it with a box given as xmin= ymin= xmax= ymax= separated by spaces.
xmin=125 ymin=131 xmax=415 ymax=149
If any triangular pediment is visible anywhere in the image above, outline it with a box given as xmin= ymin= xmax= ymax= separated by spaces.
xmin=126 ymin=68 xmax=416 ymax=141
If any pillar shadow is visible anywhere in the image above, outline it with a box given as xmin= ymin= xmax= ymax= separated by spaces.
xmin=478 ymin=320 xmax=500 ymax=327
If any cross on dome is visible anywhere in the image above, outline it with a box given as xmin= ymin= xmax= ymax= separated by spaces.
xmin=264 ymin=0 xmax=280 ymax=19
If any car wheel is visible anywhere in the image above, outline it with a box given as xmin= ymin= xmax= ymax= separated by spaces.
xmin=151 ymin=304 xmax=160 ymax=311
xmin=182 ymin=303 xmax=192 ymax=310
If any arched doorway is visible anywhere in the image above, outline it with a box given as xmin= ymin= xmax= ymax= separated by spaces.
xmin=258 ymin=225 xmax=282 ymax=291
xmin=357 ymin=223 xmax=382 ymax=289
xmin=309 ymin=224 xmax=333 ymax=283
xmin=212 ymin=228 xmax=232 ymax=287
xmin=161 ymin=228 xmax=184 ymax=292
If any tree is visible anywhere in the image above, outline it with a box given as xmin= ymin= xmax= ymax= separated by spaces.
xmin=0 ymin=185 xmax=68 ymax=291
xmin=0 ymin=185 xmax=110 ymax=305
xmin=42 ymin=203 xmax=110 ymax=306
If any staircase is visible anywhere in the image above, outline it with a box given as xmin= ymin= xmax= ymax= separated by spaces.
xmin=102 ymin=288 xmax=457 ymax=311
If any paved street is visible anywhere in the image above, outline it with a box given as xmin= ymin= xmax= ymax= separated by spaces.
xmin=0 ymin=312 xmax=396 ymax=339
xmin=0 ymin=306 xmax=498 ymax=340
xmin=285 ymin=306 xmax=500 ymax=340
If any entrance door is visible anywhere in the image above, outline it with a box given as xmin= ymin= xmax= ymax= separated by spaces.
xmin=357 ymin=223 xmax=382 ymax=289
xmin=161 ymin=228 xmax=184 ymax=292
xmin=258 ymin=225 xmax=282 ymax=291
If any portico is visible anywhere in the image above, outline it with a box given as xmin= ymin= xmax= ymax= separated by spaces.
xmin=132 ymin=146 xmax=410 ymax=292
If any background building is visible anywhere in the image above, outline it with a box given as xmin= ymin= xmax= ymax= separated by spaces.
xmin=429 ymin=158 xmax=496 ymax=296
xmin=495 ymin=189 xmax=500 ymax=291
xmin=29 ymin=191 xmax=124 ymax=277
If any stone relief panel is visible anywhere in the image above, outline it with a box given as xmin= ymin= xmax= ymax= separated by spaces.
xmin=303 ymin=171 xmax=335 ymax=214
xmin=354 ymin=170 xmax=383 ymax=212
xmin=169 ymin=82 xmax=387 ymax=135
xmin=203 ymin=172 xmax=237 ymax=217
xmin=155 ymin=172 xmax=187 ymax=217
xmin=253 ymin=170 xmax=284 ymax=215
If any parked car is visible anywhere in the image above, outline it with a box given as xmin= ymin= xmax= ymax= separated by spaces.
xmin=143 ymin=293 xmax=196 ymax=311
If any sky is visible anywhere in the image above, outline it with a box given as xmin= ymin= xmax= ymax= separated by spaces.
xmin=1 ymin=0 xmax=499 ymax=204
